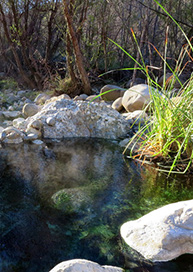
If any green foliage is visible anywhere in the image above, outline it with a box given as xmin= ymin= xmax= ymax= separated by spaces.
xmin=120 ymin=2 xmax=193 ymax=175
xmin=0 ymin=78 xmax=18 ymax=91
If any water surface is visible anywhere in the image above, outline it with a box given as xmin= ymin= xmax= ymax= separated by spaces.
xmin=0 ymin=139 xmax=193 ymax=272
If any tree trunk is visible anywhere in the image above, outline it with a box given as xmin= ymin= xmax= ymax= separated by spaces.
xmin=63 ymin=0 xmax=91 ymax=95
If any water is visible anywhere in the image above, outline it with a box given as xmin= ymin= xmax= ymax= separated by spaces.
xmin=0 ymin=138 xmax=193 ymax=272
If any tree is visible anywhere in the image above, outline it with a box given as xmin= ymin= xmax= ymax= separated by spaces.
xmin=63 ymin=0 xmax=91 ymax=95
xmin=0 ymin=0 xmax=63 ymax=89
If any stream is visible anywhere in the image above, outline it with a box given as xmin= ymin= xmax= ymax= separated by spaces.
xmin=0 ymin=138 xmax=193 ymax=272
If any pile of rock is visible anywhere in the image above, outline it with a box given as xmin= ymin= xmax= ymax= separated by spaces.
xmin=0 ymin=84 xmax=152 ymax=144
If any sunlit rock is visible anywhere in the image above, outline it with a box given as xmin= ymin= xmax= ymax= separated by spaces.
xmin=121 ymin=199 xmax=193 ymax=262
xmin=1 ymin=126 xmax=25 ymax=144
xmin=23 ymin=98 xmax=129 ymax=139
xmin=34 ymin=93 xmax=51 ymax=105
xmin=49 ymin=259 xmax=124 ymax=272
xmin=112 ymin=97 xmax=123 ymax=112
xmin=122 ymin=84 xmax=152 ymax=112
xmin=122 ymin=110 xmax=148 ymax=125
xmin=100 ymin=85 xmax=126 ymax=101
xmin=22 ymin=103 xmax=39 ymax=118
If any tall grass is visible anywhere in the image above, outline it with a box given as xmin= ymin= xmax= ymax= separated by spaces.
xmin=120 ymin=3 xmax=193 ymax=175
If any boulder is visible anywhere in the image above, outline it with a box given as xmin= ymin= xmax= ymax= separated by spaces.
xmin=73 ymin=94 xmax=88 ymax=101
xmin=100 ymin=85 xmax=126 ymax=101
xmin=23 ymin=98 xmax=129 ymax=139
xmin=13 ymin=117 xmax=26 ymax=129
xmin=158 ymin=73 xmax=185 ymax=89
xmin=1 ymin=126 xmax=25 ymax=144
xmin=122 ymin=110 xmax=148 ymax=125
xmin=2 ymin=111 xmax=21 ymax=119
xmin=85 ymin=95 xmax=101 ymax=102
xmin=45 ymin=94 xmax=71 ymax=105
xmin=112 ymin=97 xmax=123 ymax=112
xmin=26 ymin=120 xmax=43 ymax=138
xmin=122 ymin=84 xmax=152 ymax=112
xmin=120 ymin=199 xmax=193 ymax=262
xmin=49 ymin=259 xmax=124 ymax=272
xmin=34 ymin=93 xmax=51 ymax=105
xmin=6 ymin=94 xmax=18 ymax=104
xmin=22 ymin=103 xmax=39 ymax=118
xmin=126 ymin=77 xmax=145 ymax=88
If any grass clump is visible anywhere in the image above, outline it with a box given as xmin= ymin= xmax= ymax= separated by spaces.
xmin=120 ymin=2 xmax=193 ymax=175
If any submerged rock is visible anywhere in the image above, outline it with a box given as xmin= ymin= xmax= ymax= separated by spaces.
xmin=121 ymin=199 xmax=193 ymax=262
xmin=49 ymin=259 xmax=124 ymax=272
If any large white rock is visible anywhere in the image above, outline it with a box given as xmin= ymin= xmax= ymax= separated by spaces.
xmin=24 ymin=98 xmax=129 ymax=139
xmin=49 ymin=259 xmax=124 ymax=272
xmin=122 ymin=84 xmax=152 ymax=112
xmin=121 ymin=199 xmax=193 ymax=262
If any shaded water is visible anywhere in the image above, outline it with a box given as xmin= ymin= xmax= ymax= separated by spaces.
xmin=0 ymin=139 xmax=193 ymax=272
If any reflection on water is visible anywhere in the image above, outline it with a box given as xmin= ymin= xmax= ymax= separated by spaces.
xmin=0 ymin=138 xmax=193 ymax=272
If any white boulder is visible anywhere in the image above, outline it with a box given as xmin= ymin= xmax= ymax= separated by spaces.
xmin=122 ymin=84 xmax=152 ymax=112
xmin=49 ymin=259 xmax=124 ymax=272
xmin=121 ymin=199 xmax=193 ymax=262
xmin=23 ymin=98 xmax=129 ymax=139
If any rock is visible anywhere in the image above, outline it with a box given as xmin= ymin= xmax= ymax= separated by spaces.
xmin=46 ymin=117 xmax=56 ymax=126
xmin=73 ymin=94 xmax=88 ymax=101
xmin=32 ymin=139 xmax=44 ymax=145
xmin=112 ymin=97 xmax=123 ymax=112
xmin=120 ymin=199 xmax=193 ymax=262
xmin=49 ymin=259 xmax=124 ymax=272
xmin=122 ymin=110 xmax=148 ymax=125
xmin=24 ymin=133 xmax=38 ymax=141
xmin=79 ymin=94 xmax=88 ymax=100
xmin=158 ymin=73 xmax=185 ymax=89
xmin=13 ymin=117 xmax=26 ymax=129
xmin=26 ymin=120 xmax=42 ymax=138
xmin=119 ymin=138 xmax=131 ymax=147
xmin=3 ymin=120 xmax=13 ymax=127
xmin=22 ymin=103 xmax=39 ymax=118
xmin=8 ymin=106 xmax=14 ymax=111
xmin=100 ymin=85 xmax=126 ymax=101
xmin=23 ymin=98 xmax=129 ymax=139
xmin=30 ymin=119 xmax=43 ymax=130
xmin=45 ymin=94 xmax=71 ymax=105
xmin=2 ymin=111 xmax=21 ymax=120
xmin=126 ymin=77 xmax=145 ymax=88
xmin=17 ymin=90 xmax=27 ymax=97
xmin=122 ymin=84 xmax=152 ymax=112
xmin=6 ymin=94 xmax=18 ymax=104
xmin=0 ymin=126 xmax=4 ymax=138
xmin=73 ymin=95 xmax=83 ymax=101
xmin=85 ymin=95 xmax=101 ymax=102
xmin=34 ymin=93 xmax=51 ymax=105
xmin=1 ymin=126 xmax=25 ymax=144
